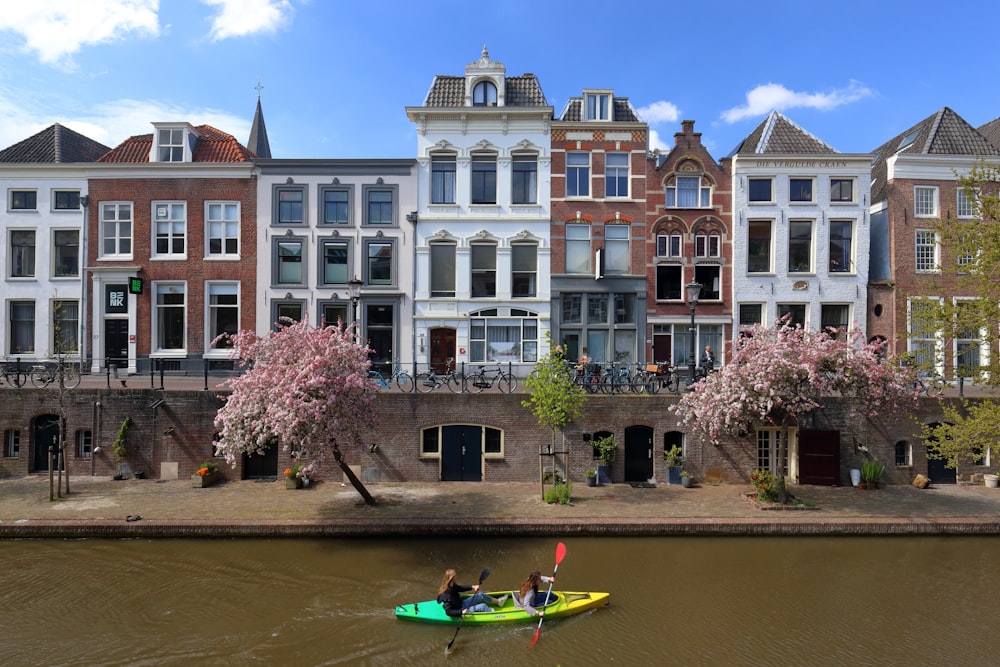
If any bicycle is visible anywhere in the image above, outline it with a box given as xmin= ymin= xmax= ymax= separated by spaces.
xmin=600 ymin=362 xmax=633 ymax=394
xmin=914 ymin=374 xmax=945 ymax=396
xmin=2 ymin=359 xmax=29 ymax=388
xmin=468 ymin=363 xmax=518 ymax=393
xmin=571 ymin=362 xmax=602 ymax=394
xmin=368 ymin=359 xmax=413 ymax=392
xmin=30 ymin=360 xmax=82 ymax=389
xmin=647 ymin=362 xmax=680 ymax=394
xmin=415 ymin=358 xmax=465 ymax=393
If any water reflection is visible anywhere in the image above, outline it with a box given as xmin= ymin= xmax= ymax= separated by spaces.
xmin=2 ymin=537 xmax=998 ymax=665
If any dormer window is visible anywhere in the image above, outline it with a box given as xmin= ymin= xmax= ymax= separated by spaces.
xmin=158 ymin=128 xmax=185 ymax=162
xmin=584 ymin=91 xmax=611 ymax=121
xmin=473 ymin=81 xmax=497 ymax=107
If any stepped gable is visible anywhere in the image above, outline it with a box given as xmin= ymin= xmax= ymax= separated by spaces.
xmin=97 ymin=125 xmax=255 ymax=163
xmin=557 ymin=96 xmax=641 ymax=123
xmin=0 ymin=123 xmax=110 ymax=163
xmin=727 ymin=110 xmax=836 ymax=156
xmin=869 ymin=107 xmax=1000 ymax=203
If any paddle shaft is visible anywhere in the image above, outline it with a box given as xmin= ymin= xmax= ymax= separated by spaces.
xmin=531 ymin=542 xmax=566 ymax=645
xmin=445 ymin=568 xmax=490 ymax=652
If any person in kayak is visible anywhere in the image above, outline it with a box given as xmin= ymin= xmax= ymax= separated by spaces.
xmin=437 ymin=569 xmax=508 ymax=617
xmin=513 ymin=570 xmax=555 ymax=616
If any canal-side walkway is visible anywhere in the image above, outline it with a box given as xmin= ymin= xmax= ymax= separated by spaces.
xmin=2 ymin=475 xmax=1000 ymax=538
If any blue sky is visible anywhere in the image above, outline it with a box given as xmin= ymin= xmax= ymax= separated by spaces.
xmin=3 ymin=0 xmax=1000 ymax=160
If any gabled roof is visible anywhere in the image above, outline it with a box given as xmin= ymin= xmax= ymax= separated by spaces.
xmin=869 ymin=107 xmax=1000 ymax=202
xmin=727 ymin=111 xmax=836 ymax=157
xmin=422 ymin=74 xmax=548 ymax=108
xmin=248 ymin=98 xmax=272 ymax=159
xmin=557 ymin=97 xmax=641 ymax=123
xmin=0 ymin=123 xmax=110 ymax=163
xmin=97 ymin=125 xmax=256 ymax=163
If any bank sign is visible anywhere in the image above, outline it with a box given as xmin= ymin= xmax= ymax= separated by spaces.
xmin=105 ymin=285 xmax=128 ymax=314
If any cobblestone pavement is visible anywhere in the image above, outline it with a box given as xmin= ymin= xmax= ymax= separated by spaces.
xmin=2 ymin=474 xmax=1000 ymax=538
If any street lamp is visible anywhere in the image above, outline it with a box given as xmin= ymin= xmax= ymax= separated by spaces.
xmin=685 ymin=281 xmax=702 ymax=390
xmin=348 ymin=276 xmax=363 ymax=330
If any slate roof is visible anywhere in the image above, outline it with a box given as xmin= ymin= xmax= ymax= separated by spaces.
xmin=869 ymin=107 xmax=1000 ymax=203
xmin=977 ymin=116 xmax=1000 ymax=151
xmin=557 ymin=97 xmax=641 ymax=123
xmin=97 ymin=125 xmax=256 ymax=163
xmin=247 ymin=98 xmax=272 ymax=159
xmin=423 ymin=74 xmax=548 ymax=108
xmin=0 ymin=123 xmax=110 ymax=163
xmin=727 ymin=111 xmax=836 ymax=156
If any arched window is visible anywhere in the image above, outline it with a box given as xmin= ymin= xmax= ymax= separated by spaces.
xmin=473 ymin=81 xmax=497 ymax=106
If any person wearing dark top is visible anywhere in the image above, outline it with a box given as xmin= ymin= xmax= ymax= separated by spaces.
xmin=436 ymin=568 xmax=508 ymax=617
xmin=701 ymin=345 xmax=715 ymax=369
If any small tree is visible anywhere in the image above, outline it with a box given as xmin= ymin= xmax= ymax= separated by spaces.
xmin=670 ymin=321 xmax=915 ymax=502
xmin=214 ymin=318 xmax=379 ymax=505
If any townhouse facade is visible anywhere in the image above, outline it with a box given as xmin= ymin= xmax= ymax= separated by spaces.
xmin=549 ymin=88 xmax=648 ymax=365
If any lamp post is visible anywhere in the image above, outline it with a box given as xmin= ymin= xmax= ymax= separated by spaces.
xmin=685 ymin=281 xmax=702 ymax=390
xmin=348 ymin=276 xmax=363 ymax=331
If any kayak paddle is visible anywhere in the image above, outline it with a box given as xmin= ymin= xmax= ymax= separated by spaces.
xmin=445 ymin=567 xmax=490 ymax=654
xmin=530 ymin=542 xmax=566 ymax=646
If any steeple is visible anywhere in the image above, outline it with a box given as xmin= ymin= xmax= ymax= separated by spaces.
xmin=248 ymin=82 xmax=272 ymax=158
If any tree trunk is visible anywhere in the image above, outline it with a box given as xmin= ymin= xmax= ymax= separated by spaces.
xmin=332 ymin=441 xmax=376 ymax=506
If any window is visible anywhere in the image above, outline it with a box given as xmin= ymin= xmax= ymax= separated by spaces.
xmin=756 ymin=429 xmax=787 ymax=474
xmin=562 ymin=294 xmax=582 ymax=323
xmin=275 ymin=239 xmax=304 ymax=285
xmin=908 ymin=298 xmax=942 ymax=370
xmin=364 ymin=187 xmax=394 ymax=225
xmin=605 ymin=153 xmax=629 ymax=198
xmin=957 ymin=188 xmax=975 ymax=219
xmin=666 ymin=176 xmax=711 ymax=208
xmin=53 ymin=230 xmax=80 ymax=277
xmin=914 ymin=186 xmax=938 ymax=217
xmin=275 ymin=187 xmax=304 ymax=225
xmin=829 ymin=221 xmax=853 ymax=273
xmin=157 ymin=128 xmax=184 ymax=162
xmin=431 ymin=155 xmax=457 ymax=204
xmin=10 ymin=230 xmax=35 ymax=277
xmin=322 ymin=302 xmax=348 ymax=328
xmin=320 ymin=239 xmax=349 ymax=285
xmin=830 ymin=178 xmax=854 ymax=203
xmin=9 ymin=301 xmax=34 ymax=353
xmin=471 ymin=155 xmax=497 ymax=204
xmin=584 ymin=92 xmax=611 ymax=121
xmin=694 ymin=233 xmax=720 ymax=258
xmin=955 ymin=300 xmax=982 ymax=377
xmin=53 ymin=190 xmax=80 ymax=210
xmin=206 ymin=202 xmax=239 ymax=257
xmin=469 ymin=311 xmax=538 ymax=362
xmin=207 ymin=283 xmax=238 ymax=350
xmin=420 ymin=425 xmax=504 ymax=458
xmin=895 ymin=441 xmax=912 ymax=467
xmin=101 ymin=202 xmax=132 ymax=257
xmin=430 ymin=243 xmax=456 ymax=298
xmin=915 ymin=230 xmax=939 ymax=272
xmin=694 ymin=266 xmax=720 ymax=300
xmin=76 ymin=430 xmax=93 ymax=458
xmin=788 ymin=221 xmax=813 ymax=273
xmin=473 ymin=80 xmax=497 ymax=106
xmin=739 ymin=304 xmax=763 ymax=327
xmin=748 ymin=178 xmax=773 ymax=203
xmin=10 ymin=190 xmax=37 ymax=210
xmin=4 ymin=430 xmax=20 ymax=458
xmin=657 ymin=234 xmax=682 ymax=257
xmin=777 ymin=304 xmax=806 ymax=328
xmin=747 ymin=221 xmax=772 ymax=273
xmin=153 ymin=202 xmax=186 ymax=257
xmin=821 ymin=304 xmax=850 ymax=334
xmin=512 ymin=154 xmax=537 ymax=204
xmin=511 ymin=244 xmax=537 ymax=297
xmin=322 ymin=188 xmax=350 ymax=224
xmin=789 ymin=178 xmax=814 ymax=203
xmin=154 ymin=283 xmax=186 ymax=352
xmin=897 ymin=128 xmax=920 ymax=152
xmin=52 ymin=299 xmax=79 ymax=354
xmin=566 ymin=152 xmax=590 ymax=197
xmin=588 ymin=294 xmax=608 ymax=324
xmin=656 ymin=265 xmax=682 ymax=300
xmin=366 ymin=240 xmax=393 ymax=285
xmin=603 ymin=224 xmax=630 ymax=275
xmin=471 ymin=243 xmax=497 ymax=298
xmin=273 ymin=301 xmax=304 ymax=328
xmin=565 ymin=223 xmax=591 ymax=273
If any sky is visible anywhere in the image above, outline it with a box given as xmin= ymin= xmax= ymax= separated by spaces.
xmin=3 ymin=0 xmax=1000 ymax=161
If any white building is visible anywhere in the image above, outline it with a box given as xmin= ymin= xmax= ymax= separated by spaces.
xmin=727 ymin=112 xmax=871 ymax=335
xmin=405 ymin=48 xmax=553 ymax=374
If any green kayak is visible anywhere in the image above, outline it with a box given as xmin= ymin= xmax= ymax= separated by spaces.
xmin=394 ymin=590 xmax=609 ymax=625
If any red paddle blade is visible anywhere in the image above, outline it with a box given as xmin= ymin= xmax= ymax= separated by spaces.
xmin=530 ymin=626 xmax=541 ymax=646
xmin=555 ymin=541 xmax=567 ymax=565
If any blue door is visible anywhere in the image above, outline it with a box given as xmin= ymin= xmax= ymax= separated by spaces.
xmin=440 ymin=425 xmax=482 ymax=481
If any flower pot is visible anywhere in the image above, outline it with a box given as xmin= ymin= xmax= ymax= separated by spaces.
xmin=192 ymin=470 xmax=220 ymax=488
xmin=680 ymin=476 xmax=693 ymax=488
xmin=285 ymin=477 xmax=304 ymax=489
xmin=666 ymin=465 xmax=683 ymax=485
xmin=586 ymin=475 xmax=597 ymax=487
xmin=985 ymin=474 xmax=999 ymax=488
xmin=850 ymin=468 xmax=862 ymax=487
xmin=596 ymin=464 xmax=612 ymax=485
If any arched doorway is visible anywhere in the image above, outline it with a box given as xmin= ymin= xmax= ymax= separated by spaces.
xmin=33 ymin=414 xmax=61 ymax=472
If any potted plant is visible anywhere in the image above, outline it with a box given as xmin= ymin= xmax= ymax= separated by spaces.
xmin=585 ymin=469 xmax=597 ymax=487
xmin=985 ymin=471 xmax=999 ymax=488
xmin=592 ymin=434 xmax=617 ymax=485
xmin=284 ymin=462 xmax=304 ymax=489
xmin=111 ymin=417 xmax=131 ymax=480
xmin=860 ymin=459 xmax=885 ymax=490
xmin=680 ymin=470 xmax=694 ymax=488
xmin=192 ymin=461 xmax=221 ymax=488
xmin=664 ymin=445 xmax=683 ymax=485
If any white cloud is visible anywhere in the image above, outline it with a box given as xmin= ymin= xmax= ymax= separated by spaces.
xmin=635 ymin=100 xmax=681 ymax=125
xmin=0 ymin=1 xmax=159 ymax=71
xmin=648 ymin=129 xmax=669 ymax=153
xmin=203 ymin=0 xmax=293 ymax=40
xmin=721 ymin=81 xmax=872 ymax=123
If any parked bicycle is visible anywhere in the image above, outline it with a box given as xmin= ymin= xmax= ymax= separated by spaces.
xmin=30 ymin=359 xmax=82 ymax=389
xmin=468 ymin=363 xmax=518 ymax=393
xmin=571 ymin=362 xmax=603 ymax=394
xmin=415 ymin=358 xmax=465 ymax=393
xmin=914 ymin=373 xmax=945 ymax=396
xmin=600 ymin=362 xmax=633 ymax=394
xmin=368 ymin=359 xmax=413 ymax=392
xmin=2 ymin=359 xmax=29 ymax=388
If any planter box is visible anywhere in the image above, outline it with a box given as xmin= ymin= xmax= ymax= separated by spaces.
xmin=985 ymin=474 xmax=999 ymax=488
xmin=596 ymin=464 xmax=612 ymax=485
xmin=666 ymin=465 xmax=683 ymax=485
xmin=192 ymin=471 xmax=221 ymax=488
xmin=285 ymin=477 xmax=304 ymax=489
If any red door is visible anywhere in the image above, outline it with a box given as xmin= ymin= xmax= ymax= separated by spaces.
xmin=429 ymin=328 xmax=456 ymax=373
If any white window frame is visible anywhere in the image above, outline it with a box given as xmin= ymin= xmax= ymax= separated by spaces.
xmin=205 ymin=201 xmax=240 ymax=258
xmin=829 ymin=220 xmax=854 ymax=274
xmin=956 ymin=187 xmax=976 ymax=219
xmin=915 ymin=229 xmax=939 ymax=273
xmin=830 ymin=178 xmax=855 ymax=204
xmin=584 ymin=91 xmax=611 ymax=121
xmin=566 ymin=152 xmax=590 ymax=198
xmin=152 ymin=282 xmax=187 ymax=356
xmin=787 ymin=220 xmax=813 ymax=274
xmin=76 ymin=430 xmax=92 ymax=458
xmin=907 ymin=297 xmax=944 ymax=375
xmin=431 ymin=154 xmax=458 ymax=205
xmin=694 ymin=233 xmax=720 ymax=258
xmin=470 ymin=242 xmax=497 ymax=298
xmin=4 ymin=429 xmax=20 ymax=458
xmin=100 ymin=202 xmax=133 ymax=259
xmin=205 ymin=281 xmax=239 ymax=355
xmin=511 ymin=243 xmax=537 ymax=298
xmin=152 ymin=201 xmax=187 ymax=259
xmin=52 ymin=228 xmax=80 ymax=278
xmin=748 ymin=177 xmax=774 ymax=204
xmin=9 ymin=189 xmax=37 ymax=211
xmin=747 ymin=220 xmax=774 ymax=273
xmin=52 ymin=190 xmax=80 ymax=211
xmin=51 ymin=298 xmax=79 ymax=354
xmin=894 ymin=441 xmax=912 ymax=467
xmin=656 ymin=234 xmax=683 ymax=257
xmin=430 ymin=242 xmax=456 ymax=298
xmin=565 ymin=223 xmax=591 ymax=274
xmin=953 ymin=298 xmax=986 ymax=379
xmin=157 ymin=128 xmax=185 ymax=162
xmin=604 ymin=152 xmax=629 ymax=198
xmin=788 ymin=177 xmax=815 ymax=203
xmin=666 ymin=176 xmax=711 ymax=208
xmin=914 ymin=186 xmax=938 ymax=217
xmin=604 ymin=224 xmax=630 ymax=274
xmin=9 ymin=229 xmax=36 ymax=278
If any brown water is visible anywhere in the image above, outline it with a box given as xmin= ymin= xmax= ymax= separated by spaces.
xmin=2 ymin=537 xmax=998 ymax=666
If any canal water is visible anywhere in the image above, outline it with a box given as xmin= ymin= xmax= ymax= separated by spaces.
xmin=2 ymin=536 xmax=998 ymax=666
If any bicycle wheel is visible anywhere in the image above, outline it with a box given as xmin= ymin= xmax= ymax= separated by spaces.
xmin=415 ymin=372 xmax=437 ymax=393
xmin=469 ymin=372 xmax=488 ymax=393
xmin=631 ymin=371 xmax=649 ymax=394
xmin=30 ymin=368 xmax=51 ymax=388
xmin=647 ymin=373 xmax=662 ymax=394
xmin=446 ymin=373 xmax=467 ymax=393
xmin=496 ymin=372 xmax=516 ymax=394
xmin=394 ymin=372 xmax=413 ymax=393
xmin=61 ymin=365 xmax=81 ymax=389
xmin=928 ymin=377 xmax=946 ymax=396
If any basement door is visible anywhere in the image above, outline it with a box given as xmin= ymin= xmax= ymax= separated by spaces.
xmin=797 ymin=429 xmax=841 ymax=485
xmin=242 ymin=444 xmax=278 ymax=479
xmin=440 ymin=425 xmax=483 ymax=482
xmin=33 ymin=414 xmax=61 ymax=472
xmin=624 ymin=425 xmax=654 ymax=483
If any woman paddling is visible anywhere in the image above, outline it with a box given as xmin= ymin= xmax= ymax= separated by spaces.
xmin=513 ymin=570 xmax=555 ymax=616
xmin=437 ymin=568 xmax=507 ymax=617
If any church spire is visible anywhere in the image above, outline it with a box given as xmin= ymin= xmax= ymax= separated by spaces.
xmin=248 ymin=81 xmax=272 ymax=158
